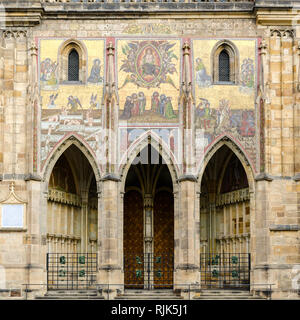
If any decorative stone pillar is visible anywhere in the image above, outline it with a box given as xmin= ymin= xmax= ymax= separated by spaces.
xmin=98 ymin=40 xmax=122 ymax=298
xmin=80 ymin=190 xmax=88 ymax=253
xmin=143 ymin=193 xmax=153 ymax=289
xmin=98 ymin=177 xmax=122 ymax=297
xmin=174 ymin=177 xmax=200 ymax=290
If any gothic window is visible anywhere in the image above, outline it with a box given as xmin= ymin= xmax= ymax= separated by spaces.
xmin=211 ymin=40 xmax=239 ymax=84
xmin=218 ymin=50 xmax=230 ymax=82
xmin=68 ymin=49 xmax=79 ymax=82
xmin=58 ymin=39 xmax=87 ymax=84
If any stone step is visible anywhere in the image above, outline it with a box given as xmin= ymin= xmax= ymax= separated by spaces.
xmin=123 ymin=291 xmax=178 ymax=296
xmin=115 ymin=290 xmax=183 ymax=300
xmin=116 ymin=296 xmax=184 ymax=300
xmin=193 ymin=290 xmax=264 ymax=300
xmin=35 ymin=290 xmax=104 ymax=300
xmin=194 ymin=296 xmax=263 ymax=300
xmin=35 ymin=295 xmax=105 ymax=300
xmin=200 ymin=291 xmax=251 ymax=295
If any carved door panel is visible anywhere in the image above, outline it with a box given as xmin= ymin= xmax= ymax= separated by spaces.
xmin=153 ymin=191 xmax=174 ymax=288
xmin=123 ymin=190 xmax=144 ymax=289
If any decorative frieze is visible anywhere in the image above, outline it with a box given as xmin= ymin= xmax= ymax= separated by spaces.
xmin=47 ymin=188 xmax=81 ymax=207
xmin=216 ymin=188 xmax=250 ymax=207
xmin=2 ymin=30 xmax=28 ymax=39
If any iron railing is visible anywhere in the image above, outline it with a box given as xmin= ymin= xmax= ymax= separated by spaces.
xmin=46 ymin=253 xmax=97 ymax=290
xmin=124 ymin=252 xmax=174 ymax=289
xmin=200 ymin=252 xmax=250 ymax=289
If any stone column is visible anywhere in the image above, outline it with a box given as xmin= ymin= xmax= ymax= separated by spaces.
xmin=97 ymin=39 xmax=122 ymax=298
xmin=25 ymin=180 xmax=48 ymax=295
xmin=98 ymin=178 xmax=122 ymax=298
xmin=174 ymin=177 xmax=200 ymax=290
xmin=80 ymin=190 xmax=88 ymax=253
xmin=143 ymin=193 xmax=153 ymax=289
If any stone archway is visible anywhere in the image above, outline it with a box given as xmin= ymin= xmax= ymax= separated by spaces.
xmin=198 ymin=141 xmax=254 ymax=289
xmin=45 ymin=144 xmax=98 ymax=290
xmin=123 ymin=144 xmax=175 ymax=290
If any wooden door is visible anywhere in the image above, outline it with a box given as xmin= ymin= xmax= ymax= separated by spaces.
xmin=123 ymin=190 xmax=144 ymax=288
xmin=153 ymin=191 xmax=174 ymax=288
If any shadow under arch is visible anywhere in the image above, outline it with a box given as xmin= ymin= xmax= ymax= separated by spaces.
xmin=119 ymin=131 xmax=180 ymax=193
xmin=42 ymin=133 xmax=102 ymax=192
xmin=197 ymin=136 xmax=255 ymax=194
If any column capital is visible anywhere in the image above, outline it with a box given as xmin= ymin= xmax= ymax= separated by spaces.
xmin=177 ymin=174 xmax=197 ymax=183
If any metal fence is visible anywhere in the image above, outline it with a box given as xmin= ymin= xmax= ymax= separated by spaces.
xmin=200 ymin=253 xmax=251 ymax=289
xmin=47 ymin=253 xmax=98 ymax=290
xmin=124 ymin=252 xmax=173 ymax=289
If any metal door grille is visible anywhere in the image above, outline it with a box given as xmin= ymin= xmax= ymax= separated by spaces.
xmin=68 ymin=49 xmax=79 ymax=81
xmin=200 ymin=253 xmax=250 ymax=289
xmin=47 ymin=253 xmax=97 ymax=290
xmin=124 ymin=252 xmax=173 ymax=289
xmin=219 ymin=50 xmax=230 ymax=82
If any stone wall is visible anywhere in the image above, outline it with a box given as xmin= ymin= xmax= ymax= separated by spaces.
xmin=0 ymin=1 xmax=298 ymax=299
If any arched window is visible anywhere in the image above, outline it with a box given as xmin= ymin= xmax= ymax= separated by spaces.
xmin=211 ymin=40 xmax=239 ymax=84
xmin=218 ymin=50 xmax=230 ymax=82
xmin=68 ymin=49 xmax=79 ymax=81
xmin=58 ymin=39 xmax=87 ymax=84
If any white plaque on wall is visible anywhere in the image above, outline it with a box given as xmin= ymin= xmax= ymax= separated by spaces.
xmin=1 ymin=204 xmax=24 ymax=228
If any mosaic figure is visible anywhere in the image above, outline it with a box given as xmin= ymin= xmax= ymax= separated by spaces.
xmin=47 ymin=93 xmax=58 ymax=109
xmin=195 ymin=57 xmax=212 ymax=88
xmin=240 ymin=58 xmax=254 ymax=88
xmin=90 ymin=94 xmax=99 ymax=109
xmin=131 ymin=93 xmax=140 ymax=117
xmin=40 ymin=58 xmax=58 ymax=89
xmin=120 ymin=96 xmax=133 ymax=120
xmin=151 ymin=92 xmax=160 ymax=113
xmin=87 ymin=59 xmax=103 ymax=83
xmin=164 ymin=97 xmax=177 ymax=119
xmin=238 ymin=110 xmax=255 ymax=137
xmin=119 ymin=40 xmax=178 ymax=89
xmin=67 ymin=95 xmax=83 ymax=111
xmin=138 ymin=92 xmax=146 ymax=114
xmin=159 ymin=94 xmax=167 ymax=116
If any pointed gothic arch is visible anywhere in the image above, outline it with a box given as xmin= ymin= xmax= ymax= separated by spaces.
xmin=42 ymin=134 xmax=102 ymax=193
xmin=198 ymin=137 xmax=254 ymax=289
xmin=197 ymin=135 xmax=255 ymax=193
xmin=121 ymin=135 xmax=178 ymax=289
xmin=119 ymin=131 xmax=180 ymax=193
xmin=119 ymin=132 xmax=179 ymax=192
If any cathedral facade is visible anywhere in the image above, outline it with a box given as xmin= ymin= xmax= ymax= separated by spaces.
xmin=0 ymin=0 xmax=299 ymax=299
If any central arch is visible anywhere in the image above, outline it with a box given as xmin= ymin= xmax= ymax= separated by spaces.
xmin=122 ymin=143 xmax=176 ymax=290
